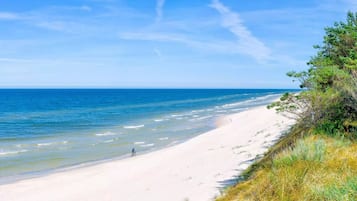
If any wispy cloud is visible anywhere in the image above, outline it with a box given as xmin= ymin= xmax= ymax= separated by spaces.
xmin=79 ymin=5 xmax=92 ymax=12
xmin=118 ymin=32 xmax=255 ymax=55
xmin=156 ymin=0 xmax=165 ymax=22
xmin=0 ymin=58 xmax=33 ymax=63
xmin=209 ymin=0 xmax=271 ymax=61
xmin=0 ymin=5 xmax=94 ymax=33
xmin=0 ymin=12 xmax=21 ymax=20
xmin=119 ymin=32 xmax=183 ymax=42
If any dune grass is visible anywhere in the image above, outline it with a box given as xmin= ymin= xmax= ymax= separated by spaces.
xmin=217 ymin=134 xmax=357 ymax=201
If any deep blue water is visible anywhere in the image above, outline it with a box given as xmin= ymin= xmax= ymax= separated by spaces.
xmin=0 ymin=89 xmax=295 ymax=178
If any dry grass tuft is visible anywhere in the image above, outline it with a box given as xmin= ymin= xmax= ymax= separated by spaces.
xmin=217 ymin=135 xmax=357 ymax=201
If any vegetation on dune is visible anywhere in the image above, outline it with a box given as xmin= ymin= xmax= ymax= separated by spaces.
xmin=218 ymin=12 xmax=357 ymax=200
xmin=217 ymin=135 xmax=357 ymax=201
xmin=269 ymin=11 xmax=357 ymax=135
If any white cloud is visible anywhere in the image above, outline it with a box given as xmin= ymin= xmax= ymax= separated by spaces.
xmin=156 ymin=0 xmax=165 ymax=22
xmin=0 ymin=12 xmax=21 ymax=20
xmin=119 ymin=32 xmax=184 ymax=43
xmin=209 ymin=0 xmax=271 ymax=61
xmin=118 ymin=32 xmax=255 ymax=55
xmin=79 ymin=5 xmax=92 ymax=12
xmin=36 ymin=21 xmax=69 ymax=32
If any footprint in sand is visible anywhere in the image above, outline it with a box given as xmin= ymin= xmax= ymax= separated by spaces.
xmin=254 ymin=129 xmax=265 ymax=136
xmin=264 ymin=133 xmax=272 ymax=137
xmin=233 ymin=145 xmax=244 ymax=149
xmin=232 ymin=146 xmax=246 ymax=154
xmin=237 ymin=150 xmax=248 ymax=154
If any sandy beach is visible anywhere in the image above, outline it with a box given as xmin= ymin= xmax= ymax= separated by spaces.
xmin=0 ymin=105 xmax=294 ymax=201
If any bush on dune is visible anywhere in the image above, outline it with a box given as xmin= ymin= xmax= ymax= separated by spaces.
xmin=269 ymin=12 xmax=357 ymax=137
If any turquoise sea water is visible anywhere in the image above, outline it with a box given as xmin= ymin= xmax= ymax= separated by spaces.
xmin=0 ymin=89 xmax=296 ymax=179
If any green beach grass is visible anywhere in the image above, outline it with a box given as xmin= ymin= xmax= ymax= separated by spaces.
xmin=217 ymin=132 xmax=357 ymax=201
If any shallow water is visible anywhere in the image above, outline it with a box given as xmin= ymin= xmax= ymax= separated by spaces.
xmin=0 ymin=89 xmax=296 ymax=178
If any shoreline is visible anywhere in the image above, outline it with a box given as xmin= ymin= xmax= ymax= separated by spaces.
xmin=0 ymin=93 xmax=283 ymax=179
xmin=0 ymin=105 xmax=295 ymax=201
xmin=0 ymin=117 xmax=221 ymax=185
xmin=0 ymin=106 xmax=251 ymax=185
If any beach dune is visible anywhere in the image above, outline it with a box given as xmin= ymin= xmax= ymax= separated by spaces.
xmin=0 ymin=106 xmax=294 ymax=201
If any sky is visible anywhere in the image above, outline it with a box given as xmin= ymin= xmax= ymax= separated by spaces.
xmin=0 ymin=0 xmax=356 ymax=88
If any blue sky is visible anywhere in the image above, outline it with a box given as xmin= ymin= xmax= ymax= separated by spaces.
xmin=0 ymin=0 xmax=356 ymax=88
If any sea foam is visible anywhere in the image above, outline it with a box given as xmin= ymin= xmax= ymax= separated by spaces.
xmin=95 ymin=131 xmax=116 ymax=136
xmin=123 ymin=125 xmax=144 ymax=129
xmin=140 ymin=143 xmax=155 ymax=147
xmin=37 ymin=142 xmax=54 ymax=147
xmin=103 ymin=139 xmax=114 ymax=143
xmin=159 ymin=137 xmax=169 ymax=141
xmin=0 ymin=149 xmax=28 ymax=156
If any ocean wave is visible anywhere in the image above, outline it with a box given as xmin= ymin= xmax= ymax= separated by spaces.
xmin=140 ymin=143 xmax=155 ymax=147
xmin=123 ymin=125 xmax=144 ymax=129
xmin=221 ymin=94 xmax=280 ymax=109
xmin=103 ymin=139 xmax=114 ymax=143
xmin=221 ymin=99 xmax=255 ymax=108
xmin=154 ymin=119 xmax=164 ymax=122
xmin=0 ymin=149 xmax=28 ymax=156
xmin=171 ymin=114 xmax=184 ymax=117
xmin=231 ymin=108 xmax=244 ymax=112
xmin=195 ymin=115 xmax=213 ymax=120
xmin=36 ymin=141 xmax=68 ymax=147
xmin=134 ymin=141 xmax=145 ymax=145
xmin=191 ymin=109 xmax=205 ymax=113
xmin=159 ymin=137 xmax=169 ymax=141
xmin=215 ymin=110 xmax=227 ymax=113
xmin=167 ymin=140 xmax=179 ymax=146
xmin=37 ymin=142 xmax=54 ymax=147
xmin=95 ymin=131 xmax=116 ymax=136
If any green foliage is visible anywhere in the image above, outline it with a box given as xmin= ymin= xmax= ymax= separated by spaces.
xmin=311 ymin=176 xmax=357 ymax=201
xmin=269 ymin=12 xmax=357 ymax=136
xmin=273 ymin=139 xmax=326 ymax=168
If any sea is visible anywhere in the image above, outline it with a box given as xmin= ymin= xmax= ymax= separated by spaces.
xmin=0 ymin=89 xmax=296 ymax=180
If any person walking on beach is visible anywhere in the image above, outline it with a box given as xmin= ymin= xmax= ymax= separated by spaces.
xmin=131 ymin=147 xmax=136 ymax=157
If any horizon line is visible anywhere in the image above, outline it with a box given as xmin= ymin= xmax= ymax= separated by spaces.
xmin=0 ymin=87 xmax=300 ymax=90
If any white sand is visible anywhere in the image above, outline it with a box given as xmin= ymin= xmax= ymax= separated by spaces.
xmin=0 ymin=106 xmax=294 ymax=201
